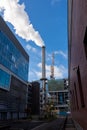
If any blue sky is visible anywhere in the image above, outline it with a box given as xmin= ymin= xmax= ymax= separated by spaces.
xmin=0 ymin=0 xmax=68 ymax=81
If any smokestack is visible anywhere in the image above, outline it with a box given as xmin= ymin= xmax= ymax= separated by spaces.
xmin=42 ymin=46 xmax=46 ymax=80
xmin=41 ymin=46 xmax=47 ymax=106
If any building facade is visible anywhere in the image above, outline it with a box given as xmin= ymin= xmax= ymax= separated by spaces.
xmin=48 ymin=79 xmax=69 ymax=114
xmin=27 ymin=83 xmax=32 ymax=116
xmin=68 ymin=0 xmax=87 ymax=129
xmin=0 ymin=16 xmax=29 ymax=120
xmin=31 ymin=81 xmax=40 ymax=115
xmin=49 ymin=90 xmax=69 ymax=113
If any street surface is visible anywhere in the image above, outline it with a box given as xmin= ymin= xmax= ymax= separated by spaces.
xmin=0 ymin=117 xmax=66 ymax=130
xmin=10 ymin=120 xmax=44 ymax=130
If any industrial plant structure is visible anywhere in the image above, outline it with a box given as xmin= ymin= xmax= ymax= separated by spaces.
xmin=48 ymin=79 xmax=69 ymax=114
xmin=49 ymin=90 xmax=69 ymax=111
xmin=0 ymin=16 xmax=29 ymax=120
xmin=40 ymin=46 xmax=48 ymax=112
xmin=68 ymin=0 xmax=87 ymax=129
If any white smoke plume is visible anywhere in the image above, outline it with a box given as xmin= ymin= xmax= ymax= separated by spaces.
xmin=0 ymin=0 xmax=44 ymax=47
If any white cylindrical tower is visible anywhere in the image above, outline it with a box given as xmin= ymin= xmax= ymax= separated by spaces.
xmin=42 ymin=46 xmax=46 ymax=79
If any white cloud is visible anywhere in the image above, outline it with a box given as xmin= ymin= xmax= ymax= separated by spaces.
xmin=29 ymin=70 xmax=41 ymax=81
xmin=26 ymin=44 xmax=37 ymax=52
xmin=0 ymin=0 xmax=44 ymax=47
xmin=37 ymin=63 xmax=42 ymax=68
xmin=29 ymin=62 xmax=67 ymax=81
xmin=35 ymin=62 xmax=67 ymax=80
xmin=54 ymin=65 xmax=67 ymax=78
xmin=46 ymin=53 xmax=52 ymax=62
xmin=27 ymin=50 xmax=67 ymax=81
xmin=54 ymin=51 xmax=67 ymax=59
xmin=46 ymin=51 xmax=67 ymax=64
xmin=46 ymin=64 xmax=67 ymax=79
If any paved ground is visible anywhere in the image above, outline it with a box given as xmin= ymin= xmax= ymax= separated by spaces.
xmin=10 ymin=120 xmax=44 ymax=130
xmin=0 ymin=117 xmax=66 ymax=130
xmin=65 ymin=116 xmax=77 ymax=130
xmin=30 ymin=118 xmax=65 ymax=130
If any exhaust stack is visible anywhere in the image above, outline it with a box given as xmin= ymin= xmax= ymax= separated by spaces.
xmin=41 ymin=46 xmax=47 ymax=106
xmin=42 ymin=46 xmax=46 ymax=80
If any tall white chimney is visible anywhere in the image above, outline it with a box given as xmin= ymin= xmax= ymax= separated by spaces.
xmin=41 ymin=46 xmax=47 ymax=105
xmin=42 ymin=46 xmax=46 ymax=80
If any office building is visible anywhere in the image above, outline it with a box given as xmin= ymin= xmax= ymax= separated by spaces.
xmin=0 ymin=16 xmax=29 ymax=120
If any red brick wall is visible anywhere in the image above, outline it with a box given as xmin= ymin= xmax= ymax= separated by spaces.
xmin=69 ymin=0 xmax=87 ymax=129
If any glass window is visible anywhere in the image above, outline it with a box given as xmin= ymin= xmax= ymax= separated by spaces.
xmin=0 ymin=69 xmax=11 ymax=90
xmin=0 ymin=31 xmax=29 ymax=81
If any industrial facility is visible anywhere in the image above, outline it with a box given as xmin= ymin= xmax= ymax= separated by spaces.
xmin=0 ymin=13 xmax=70 ymax=128
xmin=1 ymin=0 xmax=87 ymax=129
xmin=48 ymin=79 xmax=69 ymax=114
